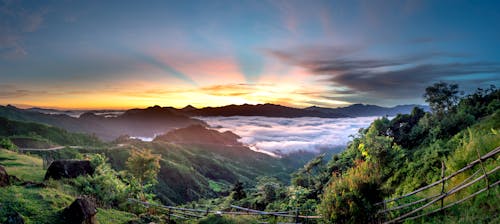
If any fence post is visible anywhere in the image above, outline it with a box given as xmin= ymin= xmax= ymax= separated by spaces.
xmin=167 ymin=208 xmax=171 ymax=223
xmin=383 ymin=200 xmax=388 ymax=222
xmin=205 ymin=207 xmax=210 ymax=216
xmin=440 ymin=161 xmax=446 ymax=216
xmin=476 ymin=148 xmax=490 ymax=194
xmin=295 ymin=208 xmax=299 ymax=223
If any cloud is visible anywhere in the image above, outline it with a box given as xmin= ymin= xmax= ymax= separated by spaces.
xmin=0 ymin=89 xmax=47 ymax=98
xmin=0 ymin=1 xmax=47 ymax=58
xmin=266 ymin=46 xmax=500 ymax=99
xmin=198 ymin=116 xmax=378 ymax=156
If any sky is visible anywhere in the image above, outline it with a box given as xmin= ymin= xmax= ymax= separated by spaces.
xmin=1 ymin=0 xmax=499 ymax=109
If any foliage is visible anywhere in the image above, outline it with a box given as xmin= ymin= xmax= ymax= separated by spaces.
xmin=0 ymin=137 xmax=17 ymax=151
xmin=0 ymin=149 xmax=137 ymax=223
xmin=0 ymin=116 xmax=103 ymax=147
xmin=318 ymin=161 xmax=383 ymax=223
xmin=424 ymin=81 xmax=460 ymax=116
xmin=126 ymin=148 xmax=161 ymax=188
xmin=230 ymin=181 xmax=246 ymax=200
xmin=73 ymin=154 xmax=128 ymax=207
xmin=316 ymin=82 xmax=500 ymax=223
xmin=255 ymin=176 xmax=284 ymax=206
xmin=195 ymin=214 xmax=259 ymax=224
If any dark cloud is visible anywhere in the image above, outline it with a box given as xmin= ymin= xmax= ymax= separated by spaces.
xmin=266 ymin=46 xmax=500 ymax=100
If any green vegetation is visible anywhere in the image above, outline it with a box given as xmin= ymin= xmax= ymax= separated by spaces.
xmin=315 ymin=83 xmax=500 ymax=223
xmin=0 ymin=148 xmax=45 ymax=181
xmin=0 ymin=116 xmax=103 ymax=147
xmin=0 ymin=148 xmax=137 ymax=223
xmin=195 ymin=215 xmax=260 ymax=224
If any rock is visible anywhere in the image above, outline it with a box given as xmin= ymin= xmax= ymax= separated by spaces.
xmin=5 ymin=212 xmax=25 ymax=224
xmin=0 ymin=165 xmax=10 ymax=187
xmin=21 ymin=181 xmax=46 ymax=188
xmin=9 ymin=175 xmax=21 ymax=185
xmin=62 ymin=197 xmax=98 ymax=224
xmin=44 ymin=160 xmax=94 ymax=180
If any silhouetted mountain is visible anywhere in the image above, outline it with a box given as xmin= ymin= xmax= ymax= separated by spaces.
xmin=0 ymin=105 xmax=204 ymax=141
xmin=181 ymin=103 xmax=347 ymax=118
xmin=176 ymin=103 xmax=428 ymax=118
xmin=181 ymin=105 xmax=197 ymax=112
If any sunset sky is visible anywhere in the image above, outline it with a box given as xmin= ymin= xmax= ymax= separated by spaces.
xmin=1 ymin=0 xmax=499 ymax=109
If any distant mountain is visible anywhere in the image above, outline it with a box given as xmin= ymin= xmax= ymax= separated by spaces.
xmin=175 ymin=103 xmax=428 ymax=118
xmin=0 ymin=105 xmax=204 ymax=141
xmin=179 ymin=103 xmax=348 ymax=118
xmin=0 ymin=103 xmax=428 ymax=141
xmin=305 ymin=104 xmax=430 ymax=117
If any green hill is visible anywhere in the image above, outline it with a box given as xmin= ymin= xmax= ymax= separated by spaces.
xmin=0 ymin=116 xmax=103 ymax=148
xmin=0 ymin=149 xmax=136 ymax=224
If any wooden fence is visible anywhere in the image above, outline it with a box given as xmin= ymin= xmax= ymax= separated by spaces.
xmin=128 ymin=198 xmax=321 ymax=223
xmin=376 ymin=146 xmax=500 ymax=223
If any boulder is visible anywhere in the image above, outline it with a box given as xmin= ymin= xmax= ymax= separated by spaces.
xmin=5 ymin=212 xmax=25 ymax=224
xmin=44 ymin=160 xmax=94 ymax=180
xmin=62 ymin=197 xmax=98 ymax=224
xmin=0 ymin=165 xmax=9 ymax=187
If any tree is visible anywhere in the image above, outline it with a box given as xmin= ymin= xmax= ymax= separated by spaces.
xmin=231 ymin=181 xmax=246 ymax=200
xmin=126 ymin=149 xmax=161 ymax=186
xmin=424 ymin=82 xmax=460 ymax=115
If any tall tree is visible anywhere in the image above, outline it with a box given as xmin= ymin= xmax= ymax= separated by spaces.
xmin=424 ymin=82 xmax=460 ymax=116
xmin=126 ymin=149 xmax=161 ymax=186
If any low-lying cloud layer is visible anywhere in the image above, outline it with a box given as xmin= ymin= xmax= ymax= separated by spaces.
xmin=198 ymin=116 xmax=379 ymax=156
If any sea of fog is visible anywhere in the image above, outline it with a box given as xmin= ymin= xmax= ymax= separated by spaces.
xmin=197 ymin=116 xmax=380 ymax=157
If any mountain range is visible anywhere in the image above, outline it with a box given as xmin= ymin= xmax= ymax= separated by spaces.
xmin=0 ymin=103 xmax=428 ymax=141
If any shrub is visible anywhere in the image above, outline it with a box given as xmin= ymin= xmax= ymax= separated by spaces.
xmin=318 ymin=161 xmax=383 ymax=224
xmin=73 ymin=154 xmax=127 ymax=207
xmin=0 ymin=137 xmax=17 ymax=151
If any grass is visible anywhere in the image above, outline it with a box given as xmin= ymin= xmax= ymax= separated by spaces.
xmin=97 ymin=208 xmax=138 ymax=224
xmin=208 ymin=180 xmax=224 ymax=192
xmin=0 ymin=148 xmax=45 ymax=182
xmin=0 ymin=186 xmax=73 ymax=224
xmin=0 ymin=148 xmax=137 ymax=223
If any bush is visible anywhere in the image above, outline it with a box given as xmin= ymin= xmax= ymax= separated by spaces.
xmin=73 ymin=154 xmax=127 ymax=207
xmin=0 ymin=137 xmax=17 ymax=151
xmin=318 ymin=161 xmax=383 ymax=224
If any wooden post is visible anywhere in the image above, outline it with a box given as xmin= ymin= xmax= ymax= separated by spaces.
xmin=383 ymin=200 xmax=388 ymax=222
xmin=167 ymin=208 xmax=171 ymax=223
xmin=295 ymin=208 xmax=299 ymax=223
xmin=440 ymin=161 xmax=446 ymax=217
xmin=205 ymin=207 xmax=209 ymax=216
xmin=476 ymin=148 xmax=490 ymax=194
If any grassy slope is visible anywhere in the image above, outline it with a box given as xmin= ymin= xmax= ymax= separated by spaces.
xmin=393 ymin=112 xmax=500 ymax=223
xmin=0 ymin=148 xmax=136 ymax=224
